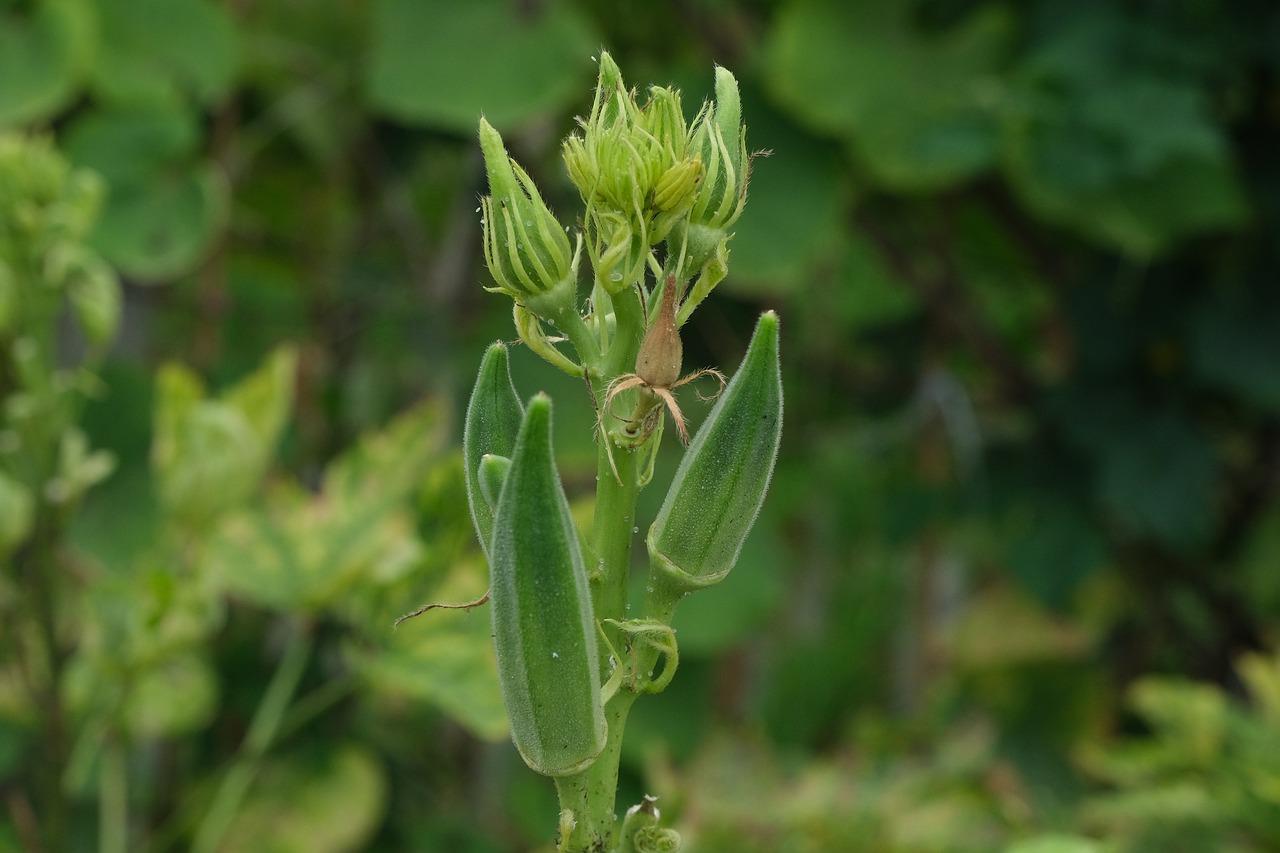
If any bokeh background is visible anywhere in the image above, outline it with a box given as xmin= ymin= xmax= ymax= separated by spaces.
xmin=3 ymin=0 xmax=1280 ymax=850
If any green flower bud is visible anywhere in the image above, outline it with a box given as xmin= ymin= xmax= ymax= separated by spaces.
xmin=647 ymin=312 xmax=782 ymax=593
xmin=463 ymin=342 xmax=524 ymax=559
xmin=688 ymin=66 xmax=749 ymax=232
xmin=479 ymin=118 xmax=577 ymax=314
xmin=491 ymin=394 xmax=607 ymax=776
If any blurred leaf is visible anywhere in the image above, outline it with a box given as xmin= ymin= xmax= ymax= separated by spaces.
xmin=367 ymin=0 xmax=596 ymax=132
xmin=205 ymin=400 xmax=445 ymax=612
xmin=90 ymin=0 xmax=239 ymax=106
xmin=1237 ymin=502 xmax=1280 ymax=623
xmin=1191 ymin=287 xmax=1280 ymax=413
xmin=668 ymin=522 xmax=782 ymax=656
xmin=63 ymin=106 xmax=228 ymax=280
xmin=220 ymin=744 xmax=387 ymax=853
xmin=349 ymin=559 xmax=507 ymax=741
xmin=152 ymin=348 xmax=295 ymax=524
xmin=0 ymin=470 xmax=33 ymax=557
xmin=949 ymin=586 xmax=1093 ymax=669
xmin=0 ymin=0 xmax=92 ymax=127
xmin=766 ymin=0 xmax=1010 ymax=191
xmin=1005 ymin=502 xmax=1106 ymax=610
xmin=1096 ymin=414 xmax=1218 ymax=551
xmin=122 ymin=653 xmax=218 ymax=737
xmin=1005 ymin=836 xmax=1101 ymax=853
xmin=1002 ymin=10 xmax=1245 ymax=255
xmin=723 ymin=95 xmax=846 ymax=294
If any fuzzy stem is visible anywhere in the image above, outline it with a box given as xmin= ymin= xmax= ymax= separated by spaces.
xmin=554 ymin=281 xmax=650 ymax=852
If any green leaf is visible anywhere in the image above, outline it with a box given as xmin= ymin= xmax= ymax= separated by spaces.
xmin=1005 ymin=837 xmax=1102 ymax=853
xmin=724 ymin=98 xmax=846 ymax=294
xmin=490 ymin=394 xmax=605 ymax=776
xmin=122 ymin=653 xmax=219 ymax=738
xmin=1097 ymin=414 xmax=1218 ymax=551
xmin=0 ymin=469 xmax=33 ymax=557
xmin=90 ymin=0 xmax=239 ymax=106
xmin=151 ymin=348 xmax=295 ymax=524
xmin=766 ymin=0 xmax=1010 ymax=191
xmin=367 ymin=0 xmax=596 ymax=132
xmin=350 ymin=560 xmax=507 ymax=741
xmin=205 ymin=400 xmax=445 ymax=612
xmin=1001 ymin=11 xmax=1245 ymax=255
xmin=63 ymin=106 xmax=228 ymax=280
xmin=219 ymin=744 xmax=387 ymax=853
xmin=0 ymin=0 xmax=93 ymax=127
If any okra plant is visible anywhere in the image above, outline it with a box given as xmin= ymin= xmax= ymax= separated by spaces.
xmin=449 ymin=54 xmax=782 ymax=851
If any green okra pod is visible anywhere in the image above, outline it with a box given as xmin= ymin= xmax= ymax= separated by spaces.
xmin=463 ymin=343 xmax=524 ymax=558
xmin=477 ymin=453 xmax=511 ymax=512
xmin=490 ymin=394 xmax=606 ymax=776
xmin=648 ymin=311 xmax=783 ymax=592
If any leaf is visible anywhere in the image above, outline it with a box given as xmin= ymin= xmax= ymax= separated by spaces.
xmin=204 ymin=401 xmax=445 ymax=611
xmin=1191 ymin=287 xmax=1280 ymax=413
xmin=0 ymin=0 xmax=93 ymax=127
xmin=122 ymin=653 xmax=219 ymax=738
xmin=63 ymin=106 xmax=228 ymax=280
xmin=90 ymin=0 xmax=239 ymax=106
xmin=724 ymin=96 xmax=847 ymax=294
xmin=766 ymin=0 xmax=1010 ymax=191
xmin=1001 ymin=10 xmax=1245 ymax=255
xmin=1096 ymin=414 xmax=1218 ymax=551
xmin=219 ymin=744 xmax=387 ymax=853
xmin=349 ymin=560 xmax=507 ymax=741
xmin=367 ymin=0 xmax=596 ymax=132
xmin=0 ymin=470 xmax=33 ymax=557
xmin=151 ymin=348 xmax=295 ymax=524
xmin=948 ymin=586 xmax=1093 ymax=669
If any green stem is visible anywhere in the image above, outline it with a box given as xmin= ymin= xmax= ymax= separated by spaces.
xmin=554 ymin=282 xmax=650 ymax=852
xmin=99 ymin=735 xmax=128 ymax=853
xmin=191 ymin=621 xmax=313 ymax=853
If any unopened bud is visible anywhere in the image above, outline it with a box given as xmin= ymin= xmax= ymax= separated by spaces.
xmin=479 ymin=118 xmax=576 ymax=312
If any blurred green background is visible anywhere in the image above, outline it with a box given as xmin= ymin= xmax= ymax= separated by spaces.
xmin=3 ymin=0 xmax=1280 ymax=850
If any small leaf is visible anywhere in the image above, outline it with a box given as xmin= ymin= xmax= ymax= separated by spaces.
xmin=0 ymin=470 xmax=34 ymax=557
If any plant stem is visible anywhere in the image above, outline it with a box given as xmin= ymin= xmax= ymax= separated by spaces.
xmin=99 ymin=735 xmax=128 ymax=853
xmin=190 ymin=621 xmax=313 ymax=853
xmin=555 ymin=283 xmax=649 ymax=852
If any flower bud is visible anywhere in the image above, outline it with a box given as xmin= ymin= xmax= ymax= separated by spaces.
xmin=647 ymin=312 xmax=782 ymax=592
xmin=463 ymin=343 xmax=524 ymax=559
xmin=479 ymin=118 xmax=576 ymax=313
xmin=491 ymin=395 xmax=607 ymax=776
xmin=688 ymin=66 xmax=749 ymax=232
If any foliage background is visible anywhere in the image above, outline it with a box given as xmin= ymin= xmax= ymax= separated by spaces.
xmin=3 ymin=0 xmax=1280 ymax=850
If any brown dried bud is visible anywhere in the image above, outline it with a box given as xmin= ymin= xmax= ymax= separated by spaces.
xmin=635 ymin=276 xmax=682 ymax=388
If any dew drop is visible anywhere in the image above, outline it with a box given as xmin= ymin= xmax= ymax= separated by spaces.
xmin=609 ymin=271 xmax=623 ymax=282
xmin=551 ymin=651 xmax=559 ymax=659
xmin=632 ymin=526 xmax=639 ymax=533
